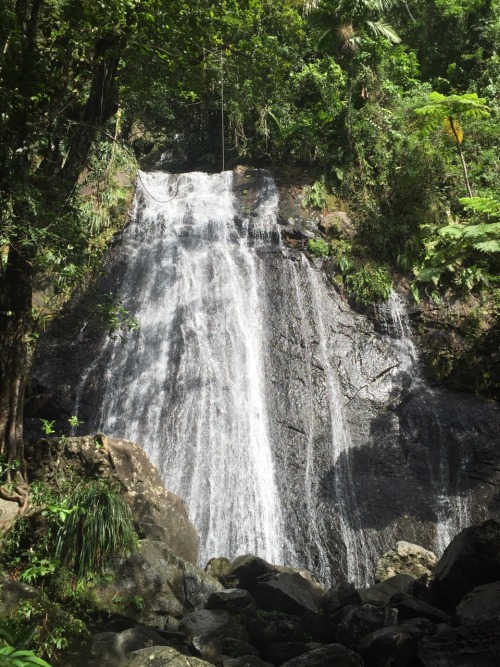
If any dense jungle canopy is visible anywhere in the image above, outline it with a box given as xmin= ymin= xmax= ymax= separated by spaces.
xmin=1 ymin=0 xmax=500 ymax=483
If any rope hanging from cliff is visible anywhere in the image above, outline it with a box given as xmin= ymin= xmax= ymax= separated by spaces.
xmin=137 ymin=169 xmax=180 ymax=205
xmin=221 ymin=50 xmax=225 ymax=172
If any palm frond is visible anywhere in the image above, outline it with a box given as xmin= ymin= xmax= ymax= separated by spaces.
xmin=365 ymin=20 xmax=401 ymax=43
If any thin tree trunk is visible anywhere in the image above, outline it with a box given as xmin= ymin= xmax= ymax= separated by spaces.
xmin=448 ymin=116 xmax=473 ymax=198
xmin=0 ymin=243 xmax=33 ymax=493
xmin=457 ymin=143 xmax=473 ymax=198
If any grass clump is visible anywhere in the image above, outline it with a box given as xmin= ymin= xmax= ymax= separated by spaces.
xmin=54 ymin=480 xmax=137 ymax=578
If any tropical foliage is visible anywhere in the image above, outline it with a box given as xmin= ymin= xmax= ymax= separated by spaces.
xmin=1 ymin=0 xmax=500 ymax=470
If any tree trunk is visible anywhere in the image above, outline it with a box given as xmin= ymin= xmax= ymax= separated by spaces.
xmin=0 ymin=243 xmax=34 ymax=486
xmin=0 ymin=14 xmax=126 ymax=485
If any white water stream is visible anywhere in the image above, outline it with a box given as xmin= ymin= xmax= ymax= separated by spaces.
xmin=92 ymin=171 xmax=286 ymax=566
xmin=377 ymin=291 xmax=470 ymax=555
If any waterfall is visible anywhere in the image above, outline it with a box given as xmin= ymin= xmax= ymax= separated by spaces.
xmin=66 ymin=169 xmax=483 ymax=587
xmin=90 ymin=171 xmax=287 ymax=566
xmin=375 ymin=291 xmax=419 ymax=373
xmin=376 ymin=290 xmax=470 ymax=556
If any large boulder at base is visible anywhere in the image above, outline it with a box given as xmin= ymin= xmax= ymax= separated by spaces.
xmin=253 ymin=572 xmax=323 ymax=616
xmin=220 ymin=657 xmax=273 ymax=667
xmin=205 ymin=557 xmax=231 ymax=581
xmin=331 ymin=604 xmax=398 ymax=649
xmin=264 ymin=642 xmax=312 ymax=665
xmin=0 ymin=576 xmax=38 ymax=617
xmin=247 ymin=615 xmax=307 ymax=651
xmin=179 ymin=609 xmax=248 ymax=660
xmin=275 ymin=565 xmax=322 ymax=585
xmin=321 ymin=582 xmax=362 ymax=619
xmin=223 ymin=555 xmax=278 ymax=592
xmin=219 ymin=639 xmax=260 ymax=659
xmin=280 ymin=644 xmax=364 ymax=667
xmin=455 ymin=581 xmax=500 ymax=625
xmin=206 ymin=588 xmax=257 ymax=614
xmin=418 ymin=619 xmax=500 ymax=666
xmin=357 ymin=618 xmax=436 ymax=667
xmin=95 ymin=540 xmax=223 ymax=626
xmin=431 ymin=520 xmax=500 ymax=609
xmin=124 ymin=646 xmax=212 ymax=667
xmin=359 ymin=573 xmax=416 ymax=607
xmin=374 ymin=541 xmax=437 ymax=583
xmin=26 ymin=436 xmax=198 ymax=563
xmin=389 ymin=592 xmax=451 ymax=624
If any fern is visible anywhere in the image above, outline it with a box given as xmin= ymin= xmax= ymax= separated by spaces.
xmin=460 ymin=196 xmax=500 ymax=218
xmin=474 ymin=240 xmax=500 ymax=253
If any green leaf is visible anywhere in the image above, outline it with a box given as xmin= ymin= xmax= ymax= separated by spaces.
xmin=473 ymin=240 xmax=500 ymax=253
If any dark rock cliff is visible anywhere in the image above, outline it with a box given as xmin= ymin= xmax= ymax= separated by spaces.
xmin=26 ymin=167 xmax=500 ymax=586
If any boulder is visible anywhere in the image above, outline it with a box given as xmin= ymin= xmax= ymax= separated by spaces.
xmin=264 ymin=642 xmax=312 ymax=665
xmin=124 ymin=646 xmax=212 ymax=667
xmin=389 ymin=592 xmax=451 ymax=624
xmin=220 ymin=658 xmax=273 ymax=667
xmin=359 ymin=573 xmax=416 ymax=607
xmin=275 ymin=565 xmax=323 ymax=587
xmin=79 ymin=627 xmax=170 ymax=667
xmin=95 ymin=540 xmax=223 ymax=625
xmin=0 ymin=576 xmax=38 ymax=617
xmin=322 ymin=211 xmax=356 ymax=239
xmin=206 ymin=588 xmax=257 ymax=614
xmin=357 ymin=618 xmax=436 ymax=667
xmin=374 ymin=541 xmax=437 ymax=583
xmin=0 ymin=499 xmax=21 ymax=534
xmin=179 ymin=609 xmax=248 ymax=660
xmin=25 ymin=436 xmax=198 ymax=563
xmin=253 ymin=572 xmax=323 ymax=616
xmin=223 ymin=555 xmax=278 ymax=592
xmin=455 ymin=581 xmax=500 ymax=625
xmin=205 ymin=557 xmax=231 ymax=581
xmin=280 ymin=644 xmax=364 ymax=667
xmin=220 ymin=639 xmax=260 ymax=659
xmin=331 ymin=604 xmax=398 ymax=649
xmin=321 ymin=582 xmax=362 ymax=619
xmin=247 ymin=615 xmax=306 ymax=651
xmin=418 ymin=618 xmax=500 ymax=666
xmin=431 ymin=520 xmax=500 ymax=609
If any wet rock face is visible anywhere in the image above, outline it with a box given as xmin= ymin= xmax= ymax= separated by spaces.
xmin=262 ymin=244 xmax=500 ymax=582
xmin=27 ymin=167 xmax=500 ymax=586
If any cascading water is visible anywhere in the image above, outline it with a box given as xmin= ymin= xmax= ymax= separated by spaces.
xmin=88 ymin=171 xmax=287 ymax=567
xmin=64 ymin=168 xmax=490 ymax=588
xmin=376 ymin=291 xmax=470 ymax=556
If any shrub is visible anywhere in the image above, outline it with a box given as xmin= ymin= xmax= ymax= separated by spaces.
xmin=54 ymin=480 xmax=137 ymax=577
xmin=307 ymin=238 xmax=330 ymax=257
xmin=343 ymin=264 xmax=393 ymax=306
